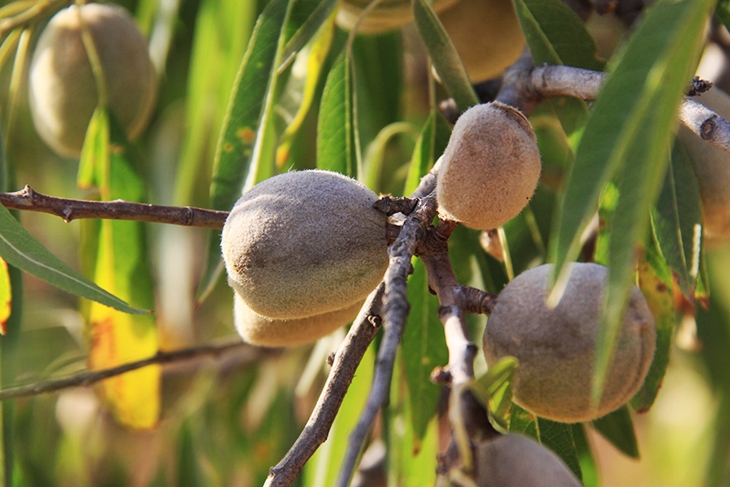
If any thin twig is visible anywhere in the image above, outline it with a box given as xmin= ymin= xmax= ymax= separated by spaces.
xmin=0 ymin=185 xmax=229 ymax=229
xmin=264 ymin=284 xmax=385 ymax=487
xmin=0 ymin=338 xmax=259 ymax=401
xmin=336 ymin=167 xmax=441 ymax=487
xmin=523 ymin=64 xmax=730 ymax=154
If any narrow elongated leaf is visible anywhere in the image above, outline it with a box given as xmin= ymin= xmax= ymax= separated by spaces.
xmin=630 ymin=235 xmax=675 ymax=412
xmin=545 ymin=0 xmax=712 ymax=404
xmin=317 ymin=51 xmax=355 ymax=177
xmin=277 ymin=14 xmax=335 ymax=168
xmin=717 ymin=0 xmax=730 ymax=31
xmin=198 ymin=0 xmax=292 ymax=300
xmin=402 ymin=258 xmax=448 ymax=442
xmin=509 ymin=404 xmax=582 ymax=480
xmin=388 ymin=357 xmax=439 ymax=487
xmin=303 ymin=344 xmax=375 ymax=487
xmin=470 ymin=356 xmax=518 ymax=430
xmin=513 ymin=0 xmax=603 ymax=70
xmin=174 ymin=0 xmax=255 ymax=205
xmin=0 ymin=260 xmax=10 ymax=336
xmin=412 ymin=0 xmax=478 ymax=112
xmin=281 ymin=0 xmax=338 ymax=65
xmin=0 ymin=201 xmax=144 ymax=314
xmin=81 ymin=109 xmax=160 ymax=429
xmin=651 ymin=141 xmax=703 ymax=298
xmin=591 ymin=405 xmax=639 ymax=458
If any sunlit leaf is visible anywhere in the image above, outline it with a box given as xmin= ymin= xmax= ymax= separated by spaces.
xmin=470 ymin=356 xmax=518 ymax=430
xmin=276 ymin=13 xmax=335 ymax=168
xmin=80 ymin=109 xmax=160 ymax=429
xmin=412 ymin=0 xmax=478 ymax=112
xmin=591 ymin=405 xmax=639 ymax=458
xmin=174 ymin=0 xmax=256 ymax=205
xmin=317 ymin=50 xmax=355 ymax=177
xmin=546 ymin=0 xmax=712 ymax=404
xmin=0 ymin=259 xmax=10 ymax=336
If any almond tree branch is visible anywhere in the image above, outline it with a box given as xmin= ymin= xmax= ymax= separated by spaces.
xmin=264 ymin=284 xmax=385 ymax=487
xmin=0 ymin=185 xmax=229 ymax=229
xmin=335 ymin=164 xmax=441 ymax=487
xmin=0 ymin=338 xmax=262 ymax=402
xmin=516 ymin=64 xmax=730 ymax=153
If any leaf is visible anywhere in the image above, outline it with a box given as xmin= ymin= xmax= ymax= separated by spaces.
xmin=717 ymin=0 xmax=730 ymax=32
xmin=0 ymin=259 xmax=10 ymax=336
xmin=651 ymin=140 xmax=703 ymax=298
xmin=508 ymin=404 xmax=583 ymax=480
xmin=591 ymin=405 xmax=639 ymax=458
xmin=198 ymin=0 xmax=292 ymax=301
xmin=174 ymin=0 xmax=256 ymax=205
xmin=363 ymin=122 xmax=418 ymax=192
xmin=470 ymin=356 xmax=518 ymax=430
xmin=280 ymin=0 xmax=338 ymax=66
xmin=545 ymin=0 xmax=712 ymax=404
xmin=412 ymin=0 xmax=478 ymax=112
xmin=276 ymin=12 xmax=335 ymax=168
xmin=0 ymin=202 xmax=144 ymax=314
xmin=512 ymin=0 xmax=604 ymax=70
xmin=317 ymin=51 xmax=356 ymax=177
xmin=388 ymin=357 xmax=440 ymax=487
xmin=630 ymin=235 xmax=677 ymax=412
xmin=572 ymin=424 xmax=600 ymax=487
xmin=81 ymin=109 xmax=160 ymax=429
xmin=402 ymin=258 xmax=448 ymax=442
xmin=303 ymin=343 xmax=375 ymax=487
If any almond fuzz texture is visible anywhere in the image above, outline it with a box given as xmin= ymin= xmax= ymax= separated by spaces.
xmin=483 ymin=263 xmax=656 ymax=423
xmin=29 ymin=4 xmax=157 ymax=158
xmin=436 ymin=102 xmax=541 ymax=230
xmin=222 ymin=170 xmax=389 ymax=320
xmin=475 ymin=434 xmax=582 ymax=486
xmin=233 ymin=293 xmax=363 ymax=348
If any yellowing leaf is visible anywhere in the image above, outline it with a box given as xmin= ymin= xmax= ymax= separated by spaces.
xmin=0 ymin=258 xmax=11 ymax=335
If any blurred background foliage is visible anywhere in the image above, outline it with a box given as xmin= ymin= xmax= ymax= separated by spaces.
xmin=0 ymin=0 xmax=727 ymax=486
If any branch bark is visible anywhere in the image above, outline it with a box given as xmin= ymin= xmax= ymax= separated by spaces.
xmin=0 ymin=338 xmax=262 ymax=401
xmin=0 ymin=185 xmax=229 ymax=229
xmin=264 ymin=284 xmax=385 ymax=487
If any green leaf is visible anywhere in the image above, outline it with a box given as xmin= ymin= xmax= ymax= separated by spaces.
xmin=387 ymin=357 xmax=440 ymax=487
xmin=280 ymin=0 xmax=338 ymax=66
xmin=545 ymin=0 xmax=712 ymax=404
xmin=591 ymin=405 xmax=639 ymax=458
xmin=572 ymin=424 xmax=599 ymax=487
xmin=651 ymin=140 xmax=703 ymax=298
xmin=303 ymin=344 xmax=375 ymax=487
xmin=404 ymin=114 xmax=436 ymax=195
xmin=198 ymin=0 xmax=293 ymax=301
xmin=509 ymin=404 xmax=583 ymax=480
xmin=412 ymin=0 xmax=478 ymax=112
xmin=0 ymin=202 xmax=144 ymax=314
xmin=717 ymin=0 xmax=730 ymax=32
xmin=512 ymin=0 xmax=604 ymax=70
xmin=81 ymin=110 xmax=160 ymax=429
xmin=174 ymin=0 xmax=256 ymax=205
xmin=402 ymin=258 xmax=448 ymax=442
xmin=470 ymin=356 xmax=518 ymax=431
xmin=630 ymin=235 xmax=675 ymax=412
xmin=276 ymin=12 xmax=335 ymax=169
xmin=317 ymin=51 xmax=356 ymax=177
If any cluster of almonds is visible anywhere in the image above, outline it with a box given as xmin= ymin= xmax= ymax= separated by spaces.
xmin=220 ymin=102 xmax=658 ymax=484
